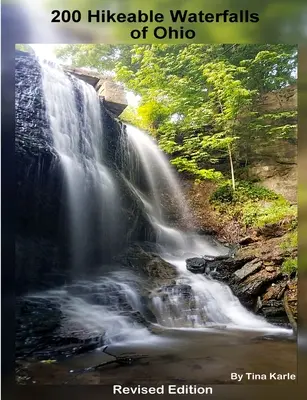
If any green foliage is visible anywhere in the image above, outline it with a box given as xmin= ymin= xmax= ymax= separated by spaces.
xmin=120 ymin=106 xmax=149 ymax=134
xmin=279 ymin=215 xmax=298 ymax=277
xmin=280 ymin=231 xmax=298 ymax=251
xmin=210 ymin=183 xmax=235 ymax=203
xmin=137 ymin=100 xmax=170 ymax=130
xmin=281 ymin=257 xmax=297 ymax=275
xmin=210 ymin=181 xmax=278 ymax=204
xmin=241 ymin=198 xmax=296 ymax=228
xmin=240 ymin=48 xmax=297 ymax=92
xmin=171 ymin=158 xmax=223 ymax=181
xmin=210 ymin=181 xmax=297 ymax=228
xmin=55 ymin=44 xmax=133 ymax=72
xmin=55 ymin=44 xmax=297 ymax=180
xmin=15 ymin=44 xmax=35 ymax=54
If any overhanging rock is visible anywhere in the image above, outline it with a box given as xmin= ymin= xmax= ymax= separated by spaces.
xmin=63 ymin=66 xmax=128 ymax=116
xmin=96 ymin=79 xmax=128 ymax=116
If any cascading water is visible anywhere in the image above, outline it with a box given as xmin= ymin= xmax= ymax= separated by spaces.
xmin=40 ymin=61 xmax=120 ymax=272
xmin=121 ymin=124 xmax=289 ymax=333
xmin=18 ymin=57 xmax=290 ymax=357
xmin=122 ymin=124 xmax=217 ymax=254
xmin=27 ymin=271 xmax=156 ymax=346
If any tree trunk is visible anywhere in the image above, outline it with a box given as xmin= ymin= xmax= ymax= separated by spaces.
xmin=217 ymin=95 xmax=236 ymax=191
xmin=228 ymin=143 xmax=236 ymax=191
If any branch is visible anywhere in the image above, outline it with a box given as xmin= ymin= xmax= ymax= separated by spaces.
xmin=64 ymin=347 xmax=148 ymax=383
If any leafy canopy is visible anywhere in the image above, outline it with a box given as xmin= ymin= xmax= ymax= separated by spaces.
xmin=55 ymin=44 xmax=297 ymax=181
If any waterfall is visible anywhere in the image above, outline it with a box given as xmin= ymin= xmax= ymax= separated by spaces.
xmin=40 ymin=62 xmax=120 ymax=273
xmin=17 ymin=58 xmax=290 ymax=357
xmin=122 ymin=124 xmax=223 ymax=256
xmin=121 ymin=125 xmax=282 ymax=332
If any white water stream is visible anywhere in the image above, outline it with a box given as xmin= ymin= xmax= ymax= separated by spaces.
xmin=40 ymin=62 xmax=120 ymax=271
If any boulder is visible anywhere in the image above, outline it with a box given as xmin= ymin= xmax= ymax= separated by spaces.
xmin=234 ymin=259 xmax=262 ymax=282
xmin=262 ymin=281 xmax=287 ymax=302
xmin=252 ymin=281 xmax=288 ymax=324
xmin=239 ymin=236 xmax=257 ymax=246
xmin=63 ymin=67 xmax=128 ymax=116
xmin=185 ymin=255 xmax=229 ymax=275
xmin=202 ymin=256 xmax=243 ymax=282
xmin=186 ymin=257 xmax=206 ymax=273
xmin=260 ymin=300 xmax=286 ymax=318
xmin=256 ymin=223 xmax=292 ymax=239
xmin=233 ymin=269 xmax=282 ymax=308
xmin=115 ymin=244 xmax=178 ymax=287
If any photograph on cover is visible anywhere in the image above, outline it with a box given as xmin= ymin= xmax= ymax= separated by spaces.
xmin=15 ymin=44 xmax=297 ymax=386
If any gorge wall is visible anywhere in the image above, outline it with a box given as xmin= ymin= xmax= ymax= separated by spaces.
xmin=242 ymin=85 xmax=297 ymax=203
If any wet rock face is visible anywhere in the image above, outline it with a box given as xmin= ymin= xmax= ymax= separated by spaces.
xmin=155 ymin=284 xmax=193 ymax=300
xmin=15 ymin=53 xmax=60 ymax=235
xmin=15 ymin=236 xmax=68 ymax=294
xmin=16 ymin=298 xmax=61 ymax=354
xmin=15 ymin=53 xmax=155 ymax=294
xmin=16 ymin=53 xmax=68 ymax=294
xmin=15 ymin=269 xmax=157 ymax=360
xmin=117 ymin=244 xmax=178 ymax=285
xmin=16 ymin=297 xmax=105 ymax=360
xmin=15 ymin=53 xmax=53 ymax=157
xmin=186 ymin=257 xmax=206 ymax=273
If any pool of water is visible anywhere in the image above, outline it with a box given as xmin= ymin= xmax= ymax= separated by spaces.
xmin=17 ymin=327 xmax=297 ymax=385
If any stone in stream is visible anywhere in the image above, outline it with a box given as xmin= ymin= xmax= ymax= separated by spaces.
xmin=116 ymin=244 xmax=178 ymax=284
xmin=186 ymin=257 xmax=206 ymax=273
xmin=186 ymin=255 xmax=228 ymax=275
xmin=202 ymin=255 xmax=216 ymax=262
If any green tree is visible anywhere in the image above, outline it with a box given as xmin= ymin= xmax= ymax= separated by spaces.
xmin=55 ymin=44 xmax=297 ymax=182
xmin=15 ymin=44 xmax=35 ymax=54
xmin=201 ymin=61 xmax=255 ymax=190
